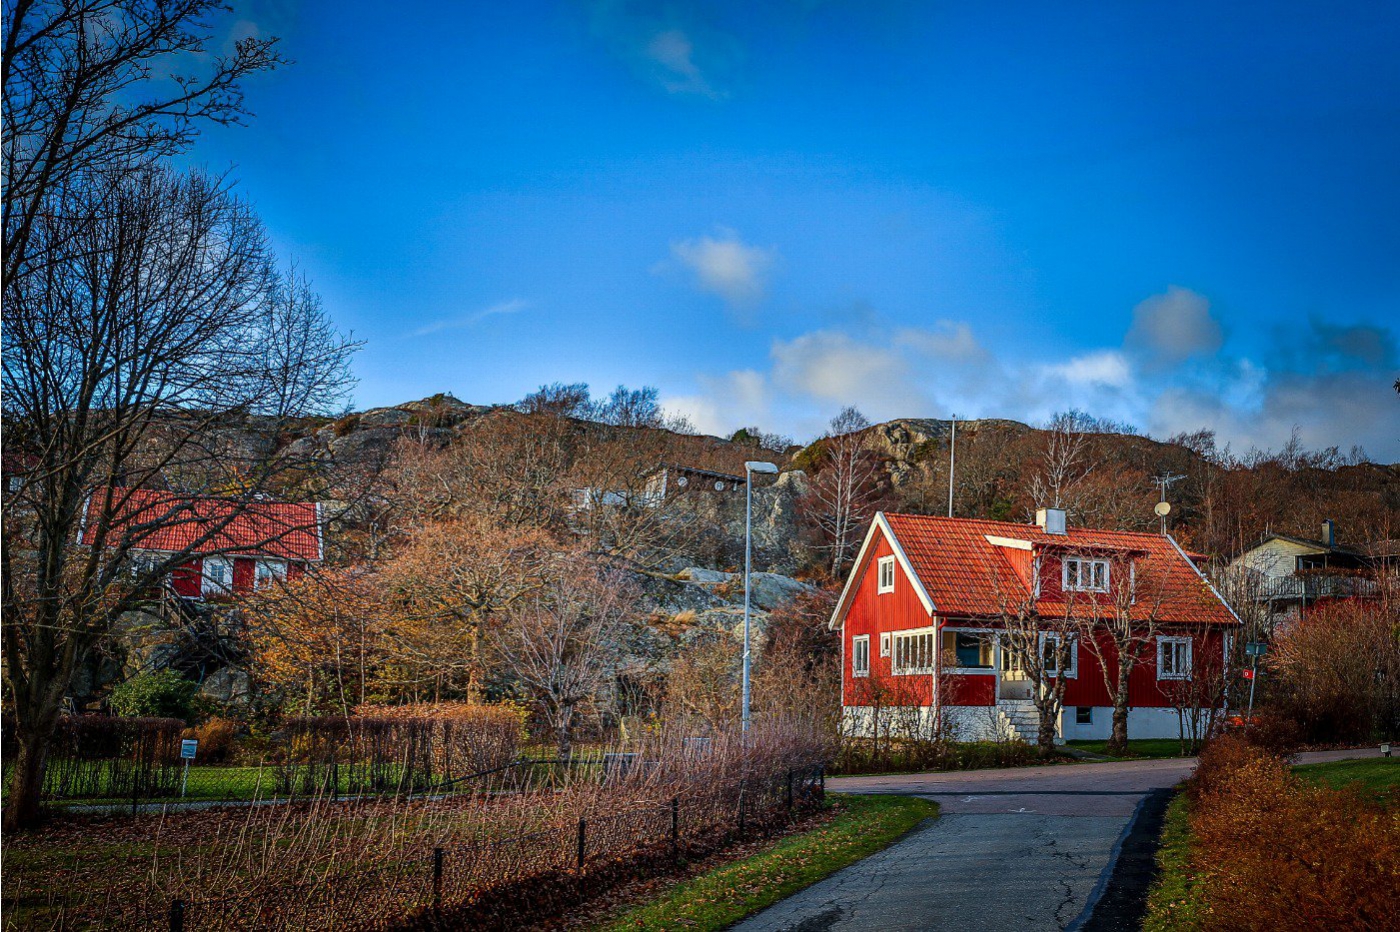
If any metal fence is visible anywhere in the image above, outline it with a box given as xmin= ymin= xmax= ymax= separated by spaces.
xmin=65 ymin=764 xmax=826 ymax=931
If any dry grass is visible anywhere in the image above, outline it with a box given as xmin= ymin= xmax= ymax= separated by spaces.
xmin=6 ymin=719 xmax=832 ymax=930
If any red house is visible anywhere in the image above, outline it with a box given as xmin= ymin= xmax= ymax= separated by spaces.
xmin=830 ymin=509 xmax=1239 ymax=743
xmin=81 ymin=488 xmax=323 ymax=599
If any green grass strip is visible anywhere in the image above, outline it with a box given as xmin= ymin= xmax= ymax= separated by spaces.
xmin=593 ymin=793 xmax=937 ymax=932
xmin=1141 ymin=792 xmax=1204 ymax=932
xmin=1292 ymin=757 xmax=1399 ymax=804
xmin=1064 ymin=739 xmax=1192 ymax=759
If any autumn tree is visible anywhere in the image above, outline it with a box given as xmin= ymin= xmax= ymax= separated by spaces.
xmin=375 ymin=518 xmax=555 ymax=701
xmin=753 ymin=588 xmax=839 ymax=725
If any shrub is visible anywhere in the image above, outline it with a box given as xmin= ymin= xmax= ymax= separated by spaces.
xmin=44 ymin=715 xmax=184 ymax=799
xmin=183 ymin=717 xmax=239 ymax=763
xmin=109 ymin=671 xmax=198 ymax=720
xmin=1267 ymin=594 xmax=1400 ymax=744
xmin=275 ymin=703 xmax=525 ymax=794
xmin=1185 ymin=736 xmax=1400 ymax=929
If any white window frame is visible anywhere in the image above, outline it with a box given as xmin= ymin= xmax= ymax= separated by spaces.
xmin=941 ymin=627 xmax=997 ymax=675
xmin=879 ymin=632 xmax=891 ymax=657
xmin=852 ymin=635 xmax=870 ymax=678
xmin=202 ymin=556 xmax=233 ymax=596
xmin=254 ymin=558 xmax=288 ymax=590
xmin=1075 ymin=706 xmax=1093 ymax=725
xmin=891 ymin=627 xmax=937 ymax=676
xmin=1063 ymin=557 xmax=1110 ymax=593
xmin=1039 ymin=632 xmax=1078 ymax=678
xmin=1157 ymin=636 xmax=1193 ymax=680
xmin=877 ymin=556 xmax=896 ymax=594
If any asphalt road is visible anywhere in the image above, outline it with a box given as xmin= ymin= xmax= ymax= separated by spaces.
xmin=731 ymin=749 xmax=1380 ymax=932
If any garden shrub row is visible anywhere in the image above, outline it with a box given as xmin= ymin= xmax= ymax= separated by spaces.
xmin=1179 ymin=736 xmax=1399 ymax=930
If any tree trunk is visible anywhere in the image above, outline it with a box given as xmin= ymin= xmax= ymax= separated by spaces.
xmin=1108 ymin=669 xmax=1132 ymax=754
xmin=554 ymin=706 xmax=573 ymax=762
xmin=4 ymin=726 xmax=54 ymax=830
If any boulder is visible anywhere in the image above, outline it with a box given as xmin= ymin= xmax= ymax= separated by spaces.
xmin=198 ymin=667 xmax=253 ymax=706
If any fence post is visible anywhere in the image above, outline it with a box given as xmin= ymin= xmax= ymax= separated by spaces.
xmin=737 ymin=783 xmax=746 ymax=836
xmin=576 ymin=817 xmax=587 ymax=872
xmin=819 ymin=766 xmax=826 ymax=802
xmin=786 ymin=769 xmax=794 ymax=812
xmin=432 ymin=846 xmax=444 ymax=908
xmin=169 ymin=898 xmax=185 ymax=932
xmin=670 ymin=796 xmax=679 ymax=862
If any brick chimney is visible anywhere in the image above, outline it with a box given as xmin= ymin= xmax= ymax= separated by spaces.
xmin=1322 ymin=519 xmax=1336 ymax=548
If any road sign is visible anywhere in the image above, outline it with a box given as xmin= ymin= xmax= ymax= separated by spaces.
xmin=1241 ymin=668 xmax=1255 ymax=680
xmin=1245 ymin=642 xmax=1267 ymax=658
xmin=180 ymin=739 xmax=199 ymax=760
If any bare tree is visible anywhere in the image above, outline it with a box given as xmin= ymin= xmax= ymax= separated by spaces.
xmin=1 ymin=167 xmax=356 ymax=829
xmin=493 ymin=563 xmax=640 ymax=760
xmin=3 ymin=0 xmax=282 ymax=284
xmin=800 ymin=407 xmax=889 ymax=578
xmin=1074 ymin=552 xmax=1173 ymax=754
xmin=1028 ymin=410 xmax=1098 ymax=514
xmin=989 ymin=566 xmax=1081 ymax=758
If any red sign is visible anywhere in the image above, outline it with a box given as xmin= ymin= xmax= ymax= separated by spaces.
xmin=1241 ymin=669 xmax=1255 ymax=680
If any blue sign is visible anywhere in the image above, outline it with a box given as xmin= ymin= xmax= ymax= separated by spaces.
xmin=180 ymin=739 xmax=198 ymax=760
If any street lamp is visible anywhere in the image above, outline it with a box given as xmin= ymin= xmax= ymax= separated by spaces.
xmin=743 ymin=460 xmax=779 ymax=733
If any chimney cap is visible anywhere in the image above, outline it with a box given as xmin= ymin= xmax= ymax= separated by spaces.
xmin=1036 ymin=507 xmax=1068 ymax=535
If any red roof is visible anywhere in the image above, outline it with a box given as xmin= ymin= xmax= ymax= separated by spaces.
xmin=81 ymin=488 xmax=322 ymax=562
xmin=878 ymin=512 xmax=1236 ymax=626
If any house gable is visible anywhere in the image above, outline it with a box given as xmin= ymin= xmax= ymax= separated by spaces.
xmin=829 ymin=513 xmax=936 ymax=630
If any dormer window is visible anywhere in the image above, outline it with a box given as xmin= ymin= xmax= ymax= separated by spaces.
xmin=877 ymin=556 xmax=896 ymax=594
xmin=1063 ymin=557 xmax=1109 ymax=593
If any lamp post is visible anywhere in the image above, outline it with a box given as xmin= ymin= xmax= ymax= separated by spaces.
xmin=743 ymin=460 xmax=779 ymax=733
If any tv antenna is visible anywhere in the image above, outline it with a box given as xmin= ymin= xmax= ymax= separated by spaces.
xmin=1152 ymin=472 xmax=1186 ymax=535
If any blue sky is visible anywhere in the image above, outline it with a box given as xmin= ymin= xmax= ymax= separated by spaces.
xmin=200 ymin=1 xmax=1398 ymax=457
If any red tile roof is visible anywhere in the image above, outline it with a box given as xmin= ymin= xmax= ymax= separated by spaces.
xmin=81 ymin=488 xmax=322 ymax=562
xmin=882 ymin=512 xmax=1236 ymax=626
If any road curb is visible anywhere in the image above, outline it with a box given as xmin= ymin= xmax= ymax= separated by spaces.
xmin=1066 ymin=787 xmax=1173 ymax=931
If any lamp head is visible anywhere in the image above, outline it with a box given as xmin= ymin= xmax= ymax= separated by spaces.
xmin=745 ymin=461 xmax=779 ymax=475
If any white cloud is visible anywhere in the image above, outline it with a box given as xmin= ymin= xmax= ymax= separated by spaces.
xmin=412 ymin=298 xmax=528 ymax=337
xmin=662 ymin=369 xmax=770 ymax=437
xmin=667 ymin=231 xmax=776 ymax=310
xmin=771 ymin=331 xmax=909 ymax=405
xmin=894 ymin=321 xmax=988 ymax=361
xmin=1043 ymin=350 xmax=1133 ymax=389
xmin=1126 ymin=286 xmax=1223 ymax=365
xmin=586 ymin=2 xmax=739 ymax=99
xmin=644 ymin=29 xmax=717 ymax=97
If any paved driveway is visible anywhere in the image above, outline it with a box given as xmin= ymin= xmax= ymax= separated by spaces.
xmin=732 ymin=749 xmax=1379 ymax=932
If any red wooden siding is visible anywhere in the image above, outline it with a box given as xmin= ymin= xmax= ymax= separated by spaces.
xmin=842 ymin=528 xmax=934 ymax=706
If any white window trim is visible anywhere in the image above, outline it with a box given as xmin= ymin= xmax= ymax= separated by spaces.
xmin=942 ymin=626 xmax=998 ymax=676
xmin=254 ymin=558 xmax=288 ymax=590
xmin=202 ymin=556 xmax=233 ymax=596
xmin=879 ymin=632 xmax=891 ymax=657
xmin=877 ymin=556 xmax=896 ymax=594
xmin=1063 ymin=556 xmax=1110 ymax=593
xmin=1039 ymin=632 xmax=1078 ymax=678
xmin=891 ymin=626 xmax=937 ymax=676
xmin=852 ymin=635 xmax=870 ymax=678
xmin=1157 ymin=636 xmax=1193 ymax=680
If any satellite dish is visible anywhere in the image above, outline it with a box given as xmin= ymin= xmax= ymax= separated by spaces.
xmin=1154 ymin=501 xmax=1172 ymax=517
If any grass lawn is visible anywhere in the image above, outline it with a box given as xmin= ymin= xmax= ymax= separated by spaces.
xmin=1292 ymin=756 xmax=1400 ymax=804
xmin=1066 ymin=739 xmax=1193 ymax=759
xmin=1141 ymin=793 xmax=1204 ymax=932
xmin=590 ymin=794 xmax=937 ymax=931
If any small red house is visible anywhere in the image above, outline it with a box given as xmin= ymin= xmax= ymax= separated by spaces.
xmin=830 ymin=509 xmax=1239 ymax=742
xmin=81 ymin=488 xmax=323 ymax=599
